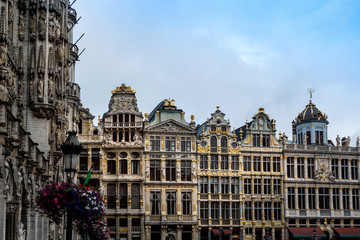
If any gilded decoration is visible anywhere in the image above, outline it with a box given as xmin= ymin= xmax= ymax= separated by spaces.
xmin=111 ymin=83 xmax=136 ymax=94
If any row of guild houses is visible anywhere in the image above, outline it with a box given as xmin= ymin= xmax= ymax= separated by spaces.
xmin=77 ymin=84 xmax=360 ymax=240
xmin=0 ymin=0 xmax=82 ymax=239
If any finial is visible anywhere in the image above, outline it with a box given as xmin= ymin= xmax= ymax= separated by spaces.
xmin=191 ymin=114 xmax=194 ymax=121
xmin=98 ymin=115 xmax=101 ymax=125
xmin=216 ymin=105 xmax=220 ymax=110
xmin=145 ymin=113 xmax=149 ymax=120
xmin=307 ymin=88 xmax=315 ymax=103
xmin=245 ymin=118 xmax=249 ymax=129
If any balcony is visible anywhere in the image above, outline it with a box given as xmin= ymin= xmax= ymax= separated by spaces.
xmin=104 ymin=122 xmax=143 ymax=128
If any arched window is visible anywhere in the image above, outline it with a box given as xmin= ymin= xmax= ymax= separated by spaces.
xmin=166 ymin=192 xmax=176 ymax=215
xmin=93 ymin=129 xmax=98 ymax=135
xmin=221 ymin=136 xmax=228 ymax=153
xmin=210 ymin=136 xmax=217 ymax=152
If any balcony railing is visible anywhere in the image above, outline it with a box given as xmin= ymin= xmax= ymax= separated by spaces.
xmin=104 ymin=122 xmax=142 ymax=128
xmin=131 ymin=227 xmax=141 ymax=233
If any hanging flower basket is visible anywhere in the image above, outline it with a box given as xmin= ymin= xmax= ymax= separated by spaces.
xmin=36 ymin=182 xmax=110 ymax=240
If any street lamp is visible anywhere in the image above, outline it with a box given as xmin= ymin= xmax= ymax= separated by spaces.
xmin=61 ymin=131 xmax=82 ymax=240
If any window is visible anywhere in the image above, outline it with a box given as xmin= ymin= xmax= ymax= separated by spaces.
xmin=79 ymin=152 xmax=88 ymax=171
xmin=306 ymin=130 xmax=311 ymax=145
xmin=231 ymin=178 xmax=240 ymax=194
xmin=200 ymin=155 xmax=208 ymax=170
xmin=165 ymin=137 xmax=176 ymax=151
xmin=332 ymin=159 xmax=339 ymax=179
xmin=264 ymin=202 xmax=271 ymax=220
xmin=181 ymin=160 xmax=191 ymax=181
xmin=150 ymin=159 xmax=161 ymax=181
xmin=319 ymin=188 xmax=329 ymax=209
xmin=245 ymin=202 xmax=252 ymax=220
xmin=222 ymin=202 xmax=230 ymax=219
xmin=298 ymin=187 xmax=305 ymax=209
xmin=112 ymin=131 xmax=117 ymax=142
xmin=232 ymin=202 xmax=240 ymax=220
xmin=287 ymin=157 xmax=294 ymax=178
xmin=274 ymin=202 xmax=281 ymax=220
xmin=264 ymin=179 xmax=271 ymax=194
xmin=288 ymin=187 xmax=295 ymax=209
xmin=254 ymin=179 xmax=261 ymax=194
xmin=253 ymin=156 xmax=261 ymax=172
xmin=131 ymin=184 xmax=140 ymax=209
xmin=253 ymin=134 xmax=260 ymax=147
xmin=263 ymin=157 xmax=270 ymax=172
xmin=166 ymin=192 xmax=176 ymax=215
xmin=315 ymin=130 xmax=324 ymax=145
xmin=308 ymin=187 xmax=315 ymax=209
xmin=107 ymin=160 xmax=116 ymax=174
xmin=307 ymin=158 xmax=315 ymax=179
xmin=232 ymin=155 xmax=239 ymax=170
xmin=210 ymin=136 xmax=217 ymax=152
xmin=221 ymin=155 xmax=229 ymax=170
xmin=200 ymin=177 xmax=208 ymax=193
xmin=243 ymin=156 xmax=251 ymax=171
xmin=333 ymin=188 xmax=340 ymax=210
xmin=343 ymin=188 xmax=350 ymax=210
xmin=210 ymin=177 xmax=218 ymax=193
xmin=211 ymin=202 xmax=219 ymax=219
xmin=273 ymin=179 xmax=281 ymax=195
xmin=263 ymin=134 xmax=270 ymax=147
xmin=119 ymin=183 xmax=127 ymax=209
xmin=298 ymin=132 xmax=303 ymax=145
xmin=297 ymin=157 xmax=305 ymax=178
xmin=221 ymin=136 xmax=228 ymax=153
xmin=107 ymin=184 xmax=116 ymax=209
xmin=273 ymin=157 xmax=280 ymax=172
xmin=166 ymin=160 xmax=176 ymax=181
xmin=200 ymin=202 xmax=208 ymax=219
xmin=254 ymin=202 xmax=261 ymax=220
xmin=351 ymin=159 xmax=358 ymax=180
xmin=221 ymin=177 xmax=229 ymax=194
xmin=244 ymin=179 xmax=252 ymax=194
xmin=210 ymin=155 xmax=218 ymax=170
xmin=132 ymin=160 xmax=140 ymax=175
xmin=341 ymin=159 xmax=348 ymax=179
xmin=182 ymin=192 xmax=192 ymax=215
xmin=150 ymin=136 xmax=160 ymax=151
xmin=92 ymin=149 xmax=100 ymax=171
xmin=353 ymin=189 xmax=359 ymax=210
xmin=181 ymin=137 xmax=191 ymax=152
xmin=119 ymin=159 xmax=128 ymax=174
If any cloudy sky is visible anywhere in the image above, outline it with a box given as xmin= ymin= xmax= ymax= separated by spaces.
xmin=73 ymin=0 xmax=360 ymax=144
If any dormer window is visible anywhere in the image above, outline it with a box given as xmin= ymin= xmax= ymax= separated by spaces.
xmin=315 ymin=131 xmax=324 ymax=145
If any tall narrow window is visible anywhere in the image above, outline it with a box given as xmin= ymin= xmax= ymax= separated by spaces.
xmin=319 ymin=188 xmax=329 ymax=209
xmin=298 ymin=133 xmax=303 ymax=145
xmin=343 ymin=188 xmax=350 ymax=210
xmin=119 ymin=183 xmax=127 ymax=209
xmin=124 ymin=114 xmax=129 ymax=122
xmin=79 ymin=152 xmax=88 ymax=171
xmin=244 ymin=156 xmax=251 ymax=171
xmin=273 ymin=179 xmax=281 ymax=195
xmin=200 ymin=202 xmax=208 ymax=219
xmin=107 ymin=184 xmax=116 ymax=209
xmin=131 ymin=184 xmax=140 ymax=209
xmin=200 ymin=177 xmax=208 ymax=194
xmin=253 ymin=156 xmax=261 ymax=172
xmin=341 ymin=159 xmax=348 ymax=179
xmin=263 ymin=157 xmax=270 ymax=172
xmin=254 ymin=202 xmax=261 ymax=220
xmin=221 ymin=177 xmax=229 ymax=194
xmin=221 ymin=136 xmax=228 ymax=153
xmin=263 ymin=134 xmax=270 ymax=147
xmin=254 ymin=179 xmax=261 ymax=194
xmin=222 ymin=202 xmax=230 ymax=219
xmin=150 ymin=136 xmax=161 ymax=151
xmin=150 ymin=159 xmax=161 ymax=181
xmin=245 ymin=202 xmax=252 ymax=220
xmin=297 ymin=157 xmax=305 ymax=178
xmin=166 ymin=160 xmax=176 ymax=181
xmin=125 ymin=131 xmax=129 ymax=142
xmin=274 ymin=202 xmax=281 ymax=220
xmin=231 ymin=155 xmax=239 ymax=170
xmin=200 ymin=155 xmax=208 ymax=170
xmin=119 ymin=114 xmax=123 ymax=122
xmin=131 ymin=114 xmax=135 ymax=123
xmin=332 ymin=159 xmax=339 ymax=179
xmin=210 ymin=155 xmax=218 ymax=170
xmin=210 ymin=136 xmax=217 ymax=152
xmin=306 ymin=131 xmax=311 ymax=145
xmin=92 ymin=149 xmax=100 ymax=171
xmin=308 ymin=187 xmax=316 ymax=209
xmin=315 ymin=131 xmax=324 ymax=145
xmin=113 ymin=131 xmax=117 ymax=142
xmin=165 ymin=137 xmax=176 ymax=151
xmin=288 ymin=187 xmax=295 ymax=209
xmin=211 ymin=202 xmax=219 ymax=219
xmin=180 ymin=137 xmax=191 ymax=152
xmin=232 ymin=202 xmax=240 ymax=220
xmin=263 ymin=179 xmax=271 ymax=194
xmin=221 ymin=155 xmax=229 ymax=170
xmin=166 ymin=192 xmax=176 ymax=215
xmin=151 ymin=191 xmax=161 ymax=214
xmin=231 ymin=178 xmax=240 ymax=194
xmin=333 ymin=188 xmax=339 ymax=210
xmin=273 ymin=157 xmax=280 ymax=172
xmin=307 ymin=158 xmax=315 ymax=179
xmin=181 ymin=160 xmax=191 ymax=181
xmin=182 ymin=192 xmax=192 ymax=215
xmin=298 ymin=187 xmax=305 ymax=209
xmin=244 ymin=179 xmax=252 ymax=194
xmin=119 ymin=159 xmax=128 ymax=174
xmin=210 ymin=177 xmax=218 ymax=194
xmin=132 ymin=160 xmax=140 ymax=175
xmin=353 ymin=189 xmax=359 ymax=210
xmin=253 ymin=134 xmax=260 ymax=147
xmin=351 ymin=159 xmax=358 ymax=180
xmin=264 ymin=202 xmax=271 ymax=220
xmin=287 ymin=157 xmax=294 ymax=178
xmin=107 ymin=160 xmax=116 ymax=174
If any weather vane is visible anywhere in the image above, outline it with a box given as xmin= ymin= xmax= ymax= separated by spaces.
xmin=307 ymin=88 xmax=315 ymax=103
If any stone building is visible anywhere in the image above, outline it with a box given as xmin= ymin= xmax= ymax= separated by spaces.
xmin=77 ymin=84 xmax=145 ymax=240
xmin=237 ymin=108 xmax=284 ymax=240
xmin=0 ymin=0 xmax=81 ymax=239
xmin=196 ymin=106 xmax=242 ymax=240
xmin=284 ymin=98 xmax=360 ymax=239
xmin=143 ymin=99 xmax=198 ymax=240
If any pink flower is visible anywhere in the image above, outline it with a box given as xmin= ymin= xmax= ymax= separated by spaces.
xmin=54 ymin=198 xmax=58 ymax=204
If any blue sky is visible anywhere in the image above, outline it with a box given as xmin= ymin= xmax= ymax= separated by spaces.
xmin=73 ymin=0 xmax=360 ymax=144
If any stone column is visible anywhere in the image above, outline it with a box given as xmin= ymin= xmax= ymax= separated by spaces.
xmin=315 ymin=188 xmax=319 ymax=209
xmin=358 ymin=159 xmax=360 ymax=181
xmin=338 ymin=159 xmax=342 ymax=180
xmin=305 ymin=187 xmax=309 ymax=209
xmin=284 ymin=187 xmax=288 ymax=209
xmin=141 ymin=216 xmax=145 ymax=240
xmin=192 ymin=225 xmax=198 ymax=240
xmin=349 ymin=188 xmax=353 ymax=210
xmin=330 ymin=188 xmax=334 ymax=210
xmin=0 ymin=190 xmax=6 ymax=240
xmin=176 ymin=225 xmax=182 ymax=240
xmin=283 ymin=156 xmax=287 ymax=177
xmin=145 ymin=225 xmax=151 ymax=240
xmin=304 ymin=157 xmax=308 ymax=179
xmin=294 ymin=157 xmax=298 ymax=179
xmin=340 ymin=188 xmax=343 ymax=210
xmin=348 ymin=159 xmax=352 ymax=180
xmin=127 ymin=217 xmax=131 ymax=240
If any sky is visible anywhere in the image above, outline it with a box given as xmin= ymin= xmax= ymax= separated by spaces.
xmin=73 ymin=0 xmax=360 ymax=145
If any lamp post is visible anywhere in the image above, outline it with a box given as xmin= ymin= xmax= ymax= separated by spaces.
xmin=61 ymin=131 xmax=82 ymax=240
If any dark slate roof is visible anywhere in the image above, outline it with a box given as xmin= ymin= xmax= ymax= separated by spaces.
xmin=234 ymin=122 xmax=252 ymax=141
xmin=294 ymin=101 xmax=328 ymax=126
xmin=148 ymin=101 xmax=165 ymax=122
xmin=196 ymin=122 xmax=207 ymax=139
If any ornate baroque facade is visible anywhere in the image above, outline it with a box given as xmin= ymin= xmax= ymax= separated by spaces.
xmin=0 ymin=0 xmax=81 ymax=240
xmin=78 ymin=84 xmax=360 ymax=240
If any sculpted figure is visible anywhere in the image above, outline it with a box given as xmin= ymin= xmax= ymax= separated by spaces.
xmin=0 ymin=42 xmax=7 ymax=68
xmin=30 ymin=12 xmax=36 ymax=38
xmin=37 ymin=73 xmax=44 ymax=101
xmin=145 ymin=166 xmax=150 ymax=178
xmin=38 ymin=10 xmax=46 ymax=39
xmin=29 ymin=74 xmax=35 ymax=101
xmin=347 ymin=136 xmax=351 ymax=146
xmin=18 ymin=10 xmax=25 ymax=37
xmin=192 ymin=167 xmax=196 ymax=179
xmin=356 ymin=137 xmax=359 ymax=147
xmin=336 ymin=135 xmax=340 ymax=146
xmin=56 ymin=44 xmax=63 ymax=63
xmin=48 ymin=75 xmax=55 ymax=101
xmin=176 ymin=168 xmax=181 ymax=179
xmin=0 ymin=79 xmax=9 ymax=102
